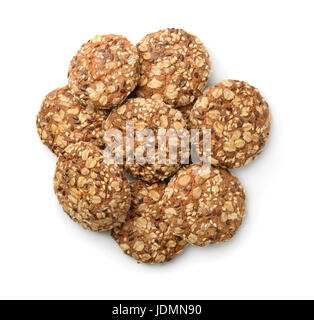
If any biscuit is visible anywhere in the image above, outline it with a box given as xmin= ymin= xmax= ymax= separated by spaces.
xmin=68 ymin=34 xmax=140 ymax=110
xmin=104 ymin=98 xmax=188 ymax=183
xmin=136 ymin=28 xmax=211 ymax=107
xmin=54 ymin=142 xmax=131 ymax=232
xmin=36 ymin=86 xmax=108 ymax=156
xmin=190 ymin=80 xmax=271 ymax=168
xmin=162 ymin=164 xmax=246 ymax=247
xmin=111 ymin=180 xmax=188 ymax=263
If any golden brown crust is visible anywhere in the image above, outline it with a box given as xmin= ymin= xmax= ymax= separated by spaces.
xmin=54 ymin=142 xmax=131 ymax=232
xmin=36 ymin=86 xmax=109 ymax=156
xmin=136 ymin=28 xmax=211 ymax=107
xmin=190 ymin=80 xmax=271 ymax=168
xmin=68 ymin=34 xmax=140 ymax=110
xmin=111 ymin=180 xmax=188 ymax=263
xmin=162 ymin=164 xmax=246 ymax=247
xmin=104 ymin=98 xmax=187 ymax=182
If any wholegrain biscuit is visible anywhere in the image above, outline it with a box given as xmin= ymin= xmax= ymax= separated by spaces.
xmin=68 ymin=34 xmax=140 ymax=110
xmin=54 ymin=142 xmax=131 ymax=232
xmin=111 ymin=180 xmax=188 ymax=263
xmin=136 ymin=28 xmax=211 ymax=107
xmin=104 ymin=98 xmax=188 ymax=182
xmin=190 ymin=80 xmax=271 ymax=168
xmin=162 ymin=164 xmax=246 ymax=247
xmin=36 ymin=86 xmax=109 ymax=156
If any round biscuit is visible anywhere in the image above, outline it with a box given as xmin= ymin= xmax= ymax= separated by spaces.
xmin=111 ymin=180 xmax=188 ymax=263
xmin=36 ymin=86 xmax=108 ymax=156
xmin=162 ymin=164 xmax=246 ymax=247
xmin=136 ymin=28 xmax=211 ymax=107
xmin=190 ymin=80 xmax=271 ymax=168
xmin=104 ymin=98 xmax=188 ymax=182
xmin=68 ymin=34 xmax=140 ymax=109
xmin=54 ymin=142 xmax=131 ymax=231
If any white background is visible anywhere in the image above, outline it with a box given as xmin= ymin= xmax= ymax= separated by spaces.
xmin=0 ymin=0 xmax=313 ymax=300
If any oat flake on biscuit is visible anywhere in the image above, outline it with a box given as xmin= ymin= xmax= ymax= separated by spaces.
xmin=68 ymin=34 xmax=140 ymax=110
xmin=176 ymin=102 xmax=194 ymax=129
xmin=54 ymin=142 xmax=131 ymax=232
xmin=111 ymin=180 xmax=188 ymax=263
xmin=162 ymin=164 xmax=246 ymax=247
xmin=136 ymin=28 xmax=211 ymax=107
xmin=36 ymin=86 xmax=109 ymax=156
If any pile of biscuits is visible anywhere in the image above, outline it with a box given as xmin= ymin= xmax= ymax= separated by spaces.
xmin=36 ymin=29 xmax=271 ymax=264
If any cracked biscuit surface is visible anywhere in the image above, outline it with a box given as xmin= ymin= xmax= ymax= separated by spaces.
xmin=190 ymin=80 xmax=271 ymax=168
xmin=136 ymin=28 xmax=211 ymax=107
xmin=161 ymin=164 xmax=246 ymax=247
xmin=68 ymin=34 xmax=140 ymax=110
xmin=176 ymin=103 xmax=194 ymax=129
xmin=111 ymin=180 xmax=188 ymax=263
xmin=36 ymin=86 xmax=109 ymax=156
xmin=54 ymin=142 xmax=131 ymax=231
xmin=104 ymin=98 xmax=188 ymax=182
